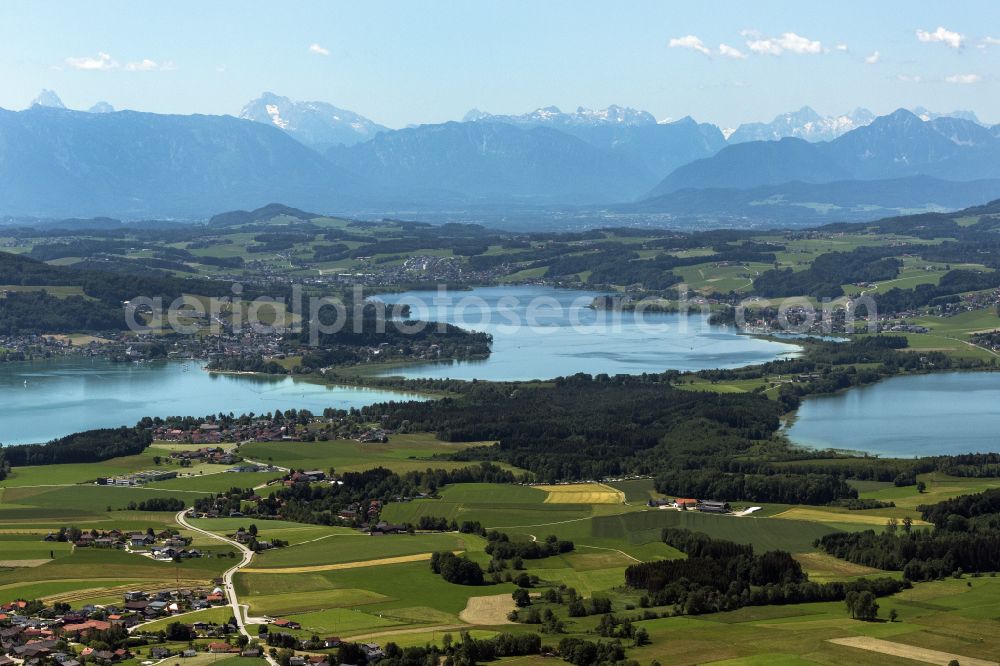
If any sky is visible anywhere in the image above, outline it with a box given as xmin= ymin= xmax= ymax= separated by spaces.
xmin=0 ymin=1 xmax=997 ymax=128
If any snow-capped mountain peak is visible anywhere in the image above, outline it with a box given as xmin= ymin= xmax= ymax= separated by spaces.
xmin=911 ymin=106 xmax=982 ymax=125
xmin=464 ymin=105 xmax=657 ymax=127
xmin=727 ymin=106 xmax=874 ymax=144
xmin=239 ymin=92 xmax=387 ymax=150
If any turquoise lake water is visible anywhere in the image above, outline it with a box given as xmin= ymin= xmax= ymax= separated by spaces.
xmin=0 ymin=358 xmax=419 ymax=445
xmin=373 ymin=286 xmax=800 ymax=381
xmin=786 ymin=371 xmax=1000 ymax=457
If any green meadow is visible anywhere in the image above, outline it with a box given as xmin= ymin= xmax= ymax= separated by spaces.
xmin=0 ymin=434 xmax=995 ymax=664
xmin=240 ymin=433 xmax=496 ymax=474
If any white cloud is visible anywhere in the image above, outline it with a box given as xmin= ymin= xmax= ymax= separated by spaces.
xmin=743 ymin=31 xmax=823 ymax=55
xmin=945 ymin=73 xmax=981 ymax=84
xmin=865 ymin=50 xmax=880 ymax=64
xmin=834 ymin=43 xmax=849 ymax=52
xmin=65 ymin=51 xmax=117 ymax=70
xmin=124 ymin=59 xmax=175 ymax=72
xmin=916 ymin=26 xmax=964 ymax=49
xmin=777 ymin=32 xmax=823 ymax=54
xmin=65 ymin=52 xmax=173 ymax=72
xmin=308 ymin=43 xmax=330 ymax=56
xmin=980 ymin=36 xmax=1000 ymax=48
xmin=718 ymin=43 xmax=747 ymax=59
xmin=897 ymin=74 xmax=922 ymax=83
xmin=669 ymin=35 xmax=712 ymax=56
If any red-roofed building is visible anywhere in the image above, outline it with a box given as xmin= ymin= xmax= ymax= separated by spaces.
xmin=62 ymin=620 xmax=112 ymax=637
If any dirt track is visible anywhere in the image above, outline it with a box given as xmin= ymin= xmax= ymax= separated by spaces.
xmin=828 ymin=636 xmax=999 ymax=666
xmin=242 ymin=552 xmax=441 ymax=574
xmin=0 ymin=559 xmax=49 ymax=568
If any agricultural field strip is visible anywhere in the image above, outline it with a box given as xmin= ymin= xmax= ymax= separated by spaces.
xmin=573 ymin=544 xmax=641 ymax=563
xmin=241 ymin=551 xmax=460 ymax=574
xmin=0 ymin=483 xmax=211 ymax=493
xmin=339 ymin=625 xmax=470 ymax=643
xmin=827 ymin=636 xmax=999 ymax=666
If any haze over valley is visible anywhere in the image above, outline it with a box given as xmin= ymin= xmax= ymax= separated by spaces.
xmin=3 ymin=4 xmax=1000 ymax=665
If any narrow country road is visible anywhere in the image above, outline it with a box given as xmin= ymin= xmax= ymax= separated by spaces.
xmin=175 ymin=509 xmax=278 ymax=666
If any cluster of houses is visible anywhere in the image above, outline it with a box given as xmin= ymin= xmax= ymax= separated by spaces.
xmin=164 ymin=448 xmax=278 ymax=475
xmin=153 ymin=420 xmax=297 ymax=444
xmin=284 ymin=470 xmax=328 ymax=485
xmin=229 ymin=527 xmax=280 ymax=552
xmin=44 ymin=528 xmax=203 ymax=561
xmin=0 ymin=625 xmax=130 ymax=666
xmin=0 ymin=585 xmax=240 ymax=665
xmin=96 ymin=470 xmax=178 ymax=487
xmin=356 ymin=428 xmax=388 ymax=443
xmin=0 ymin=333 xmax=114 ymax=364
xmin=336 ymin=499 xmax=383 ymax=525
xmin=324 ymin=252 xmax=506 ymax=288
xmin=264 ymin=630 xmax=386 ymax=665
xmin=166 ymin=445 xmax=240 ymax=464
xmin=876 ymin=321 xmax=931 ymax=334
xmin=647 ymin=498 xmax=732 ymax=514
xmin=119 ymin=588 xmax=229 ymax=622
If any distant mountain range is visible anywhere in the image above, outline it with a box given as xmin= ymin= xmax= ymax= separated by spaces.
xmin=650 ymin=109 xmax=1000 ymax=197
xmin=0 ymin=105 xmax=361 ymax=217
xmin=1 ymin=90 xmax=999 ymax=223
xmin=461 ymin=107 xmax=725 ymax=183
xmin=725 ymin=106 xmax=983 ymax=144
xmin=325 ymin=119 xmax=653 ymax=204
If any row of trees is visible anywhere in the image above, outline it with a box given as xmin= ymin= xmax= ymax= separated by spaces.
xmin=127 ymin=497 xmax=185 ymax=511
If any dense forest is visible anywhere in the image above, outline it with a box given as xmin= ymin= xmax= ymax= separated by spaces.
xmin=0 ymin=290 xmax=128 ymax=334
xmin=292 ymin=305 xmax=493 ymax=371
xmin=225 ymin=463 xmax=519 ymax=525
xmin=818 ymin=488 xmax=1000 ymax=579
xmin=625 ymin=528 xmax=906 ymax=616
xmin=653 ymin=469 xmax=856 ymax=505
xmin=363 ymin=372 xmax=787 ymax=479
xmin=0 ymin=426 xmax=152 ymax=468
xmin=753 ymin=246 xmax=903 ymax=298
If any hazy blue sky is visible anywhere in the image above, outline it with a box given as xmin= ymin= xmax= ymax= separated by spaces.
xmin=0 ymin=1 xmax=997 ymax=127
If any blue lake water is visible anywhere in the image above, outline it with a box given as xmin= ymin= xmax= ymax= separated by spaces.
xmin=786 ymin=372 xmax=1000 ymax=457
xmin=0 ymin=358 xmax=420 ymax=445
xmin=373 ymin=286 xmax=801 ymax=381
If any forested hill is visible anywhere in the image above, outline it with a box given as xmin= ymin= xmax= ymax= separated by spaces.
xmin=0 ymin=250 xmax=248 ymax=334
xmin=750 ymin=199 xmax=1000 ymax=301
xmin=0 ymin=426 xmax=152 ymax=478
xmin=0 ymin=251 xmax=239 ymax=303
xmin=355 ymin=372 xmax=859 ymax=503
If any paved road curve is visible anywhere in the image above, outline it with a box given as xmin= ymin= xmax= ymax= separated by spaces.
xmin=175 ymin=509 xmax=279 ymax=666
